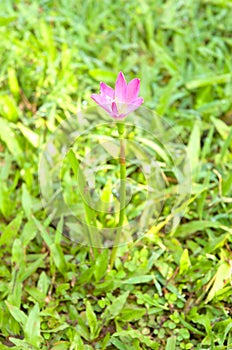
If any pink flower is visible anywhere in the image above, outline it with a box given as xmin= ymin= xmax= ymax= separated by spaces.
xmin=91 ymin=71 xmax=144 ymax=119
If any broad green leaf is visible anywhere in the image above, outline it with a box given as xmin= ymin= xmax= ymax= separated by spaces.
xmin=135 ymin=292 xmax=169 ymax=310
xmin=0 ymin=95 xmax=18 ymax=122
xmin=189 ymin=309 xmax=212 ymax=335
xmin=222 ymin=172 xmax=232 ymax=196
xmin=78 ymin=266 xmax=95 ymax=285
xmin=156 ymin=78 xmax=177 ymax=115
xmin=51 ymin=343 xmax=69 ymax=350
xmin=113 ymin=329 xmax=159 ymax=349
xmin=0 ymin=344 xmax=12 ymax=350
xmin=75 ymin=314 xmax=90 ymax=341
xmin=211 ymin=116 xmax=230 ymax=140
xmin=206 ymin=262 xmax=231 ymax=303
xmin=174 ymin=220 xmax=222 ymax=238
xmin=17 ymin=122 xmax=39 ymax=148
xmin=178 ymin=315 xmax=205 ymax=336
xmin=0 ymin=16 xmax=17 ymax=26
xmin=204 ymin=233 xmax=229 ymax=254
xmin=110 ymin=338 xmax=129 ymax=350
xmin=89 ymin=69 xmax=115 ymax=82
xmin=179 ymin=249 xmax=191 ymax=275
xmin=151 ymin=40 xmax=178 ymax=74
xmin=165 ymin=336 xmax=176 ymax=350
xmin=20 ymin=220 xmax=38 ymax=247
xmin=202 ymin=0 xmax=232 ymax=8
xmin=37 ymin=271 xmax=50 ymax=296
xmin=71 ymin=334 xmax=85 ymax=350
xmin=94 ymin=278 xmax=116 ymax=294
xmin=12 ymin=238 xmax=24 ymax=267
xmin=55 ymin=216 xmax=64 ymax=244
xmin=186 ymin=73 xmax=232 ymax=89
xmin=24 ymin=303 xmax=42 ymax=348
xmin=33 ymin=216 xmax=53 ymax=246
xmin=67 ymin=149 xmax=79 ymax=177
xmin=24 ymin=286 xmax=46 ymax=304
xmin=19 ymin=254 xmax=47 ymax=282
xmin=221 ymin=322 xmax=232 ymax=346
xmin=0 ymin=212 xmax=23 ymax=246
xmin=8 ymin=67 xmax=20 ymax=98
xmin=8 ymin=337 xmax=32 ymax=348
xmin=136 ymin=137 xmax=170 ymax=164
xmin=120 ymin=307 xmax=146 ymax=322
xmin=39 ymin=21 xmax=56 ymax=61
xmin=7 ymin=279 xmax=22 ymax=308
xmin=94 ymin=249 xmax=109 ymax=282
xmin=22 ymin=183 xmax=32 ymax=218
xmin=86 ymin=301 xmax=100 ymax=340
xmin=67 ymin=149 xmax=100 ymax=248
xmin=50 ymin=243 xmax=68 ymax=275
xmin=34 ymin=216 xmax=67 ymax=274
xmin=102 ymin=291 xmax=129 ymax=320
xmin=40 ymin=324 xmax=69 ymax=333
xmin=0 ymin=118 xmax=22 ymax=164
xmin=220 ymin=126 xmax=232 ymax=160
xmin=101 ymin=332 xmax=111 ymax=350
xmin=122 ymin=275 xmax=154 ymax=284
xmin=201 ymin=126 xmax=214 ymax=160
xmin=100 ymin=178 xmax=113 ymax=212
xmin=0 ymin=184 xmax=15 ymax=218
xmin=5 ymin=301 xmax=27 ymax=326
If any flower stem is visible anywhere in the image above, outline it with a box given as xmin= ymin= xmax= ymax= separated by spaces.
xmin=110 ymin=122 xmax=126 ymax=268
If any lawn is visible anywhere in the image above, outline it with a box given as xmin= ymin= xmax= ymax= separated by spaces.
xmin=0 ymin=0 xmax=232 ymax=349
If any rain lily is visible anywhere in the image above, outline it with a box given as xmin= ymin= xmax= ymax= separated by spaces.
xmin=91 ymin=71 xmax=144 ymax=119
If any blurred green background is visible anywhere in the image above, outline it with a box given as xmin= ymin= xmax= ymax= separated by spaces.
xmin=0 ymin=0 xmax=232 ymax=349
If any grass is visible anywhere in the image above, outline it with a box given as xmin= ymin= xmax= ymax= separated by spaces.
xmin=0 ymin=0 xmax=232 ymax=349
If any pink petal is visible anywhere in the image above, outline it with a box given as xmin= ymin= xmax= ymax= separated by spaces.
xmin=126 ymin=78 xmax=140 ymax=101
xmin=91 ymin=94 xmax=112 ymax=114
xmin=91 ymin=93 xmax=103 ymax=105
xmin=100 ymin=82 xmax=114 ymax=99
xmin=132 ymin=97 xmax=144 ymax=106
xmin=115 ymin=71 xmax=127 ymax=102
xmin=111 ymin=101 xmax=119 ymax=117
xmin=125 ymin=97 xmax=144 ymax=114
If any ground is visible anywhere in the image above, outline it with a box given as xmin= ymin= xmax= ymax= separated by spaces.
xmin=0 ymin=0 xmax=232 ymax=349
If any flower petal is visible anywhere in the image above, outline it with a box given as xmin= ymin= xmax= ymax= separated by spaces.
xmin=125 ymin=97 xmax=144 ymax=114
xmin=91 ymin=93 xmax=104 ymax=106
xmin=115 ymin=71 xmax=127 ymax=102
xmin=126 ymin=78 xmax=140 ymax=101
xmin=91 ymin=94 xmax=112 ymax=114
xmin=91 ymin=72 xmax=144 ymax=120
xmin=131 ymin=97 xmax=144 ymax=107
xmin=100 ymin=82 xmax=114 ymax=99
xmin=111 ymin=101 xmax=119 ymax=117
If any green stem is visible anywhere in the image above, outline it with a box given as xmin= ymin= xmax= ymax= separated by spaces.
xmin=110 ymin=122 xmax=126 ymax=267
xmin=118 ymin=137 xmax=126 ymax=227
